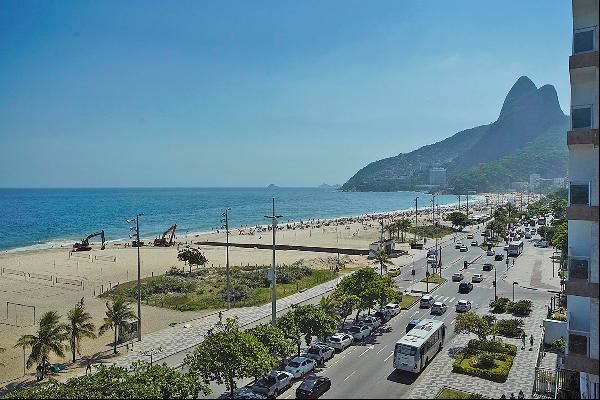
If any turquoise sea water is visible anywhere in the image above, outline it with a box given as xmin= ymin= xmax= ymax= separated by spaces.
xmin=0 ymin=188 xmax=468 ymax=251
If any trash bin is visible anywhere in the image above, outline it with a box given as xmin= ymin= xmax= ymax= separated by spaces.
xmin=51 ymin=364 xmax=60 ymax=373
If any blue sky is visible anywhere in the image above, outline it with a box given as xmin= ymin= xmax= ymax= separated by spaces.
xmin=0 ymin=0 xmax=572 ymax=188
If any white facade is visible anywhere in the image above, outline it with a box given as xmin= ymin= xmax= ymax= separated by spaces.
xmin=567 ymin=1 xmax=599 ymax=398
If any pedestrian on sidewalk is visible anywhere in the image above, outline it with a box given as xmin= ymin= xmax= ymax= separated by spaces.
xmin=521 ymin=332 xmax=527 ymax=350
xmin=500 ymin=394 xmax=506 ymax=399
xmin=510 ymin=393 xmax=516 ymax=399
xmin=85 ymin=359 xmax=92 ymax=375
xmin=517 ymin=390 xmax=525 ymax=399
xmin=530 ymin=334 xmax=534 ymax=351
xmin=218 ymin=311 xmax=222 ymax=324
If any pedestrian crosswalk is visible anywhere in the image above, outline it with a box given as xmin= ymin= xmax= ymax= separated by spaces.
xmin=427 ymin=294 xmax=459 ymax=304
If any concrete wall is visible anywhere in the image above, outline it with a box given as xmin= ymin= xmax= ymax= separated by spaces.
xmin=543 ymin=319 xmax=567 ymax=345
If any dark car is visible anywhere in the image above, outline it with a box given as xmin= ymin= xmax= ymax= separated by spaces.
xmin=374 ymin=309 xmax=391 ymax=323
xmin=483 ymin=263 xmax=493 ymax=271
xmin=459 ymin=282 xmax=473 ymax=293
xmin=296 ymin=376 xmax=331 ymax=399
xmin=495 ymin=254 xmax=504 ymax=261
xmin=233 ymin=388 xmax=268 ymax=399
xmin=406 ymin=319 xmax=421 ymax=333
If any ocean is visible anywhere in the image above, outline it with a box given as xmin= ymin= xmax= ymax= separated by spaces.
xmin=0 ymin=188 xmax=471 ymax=252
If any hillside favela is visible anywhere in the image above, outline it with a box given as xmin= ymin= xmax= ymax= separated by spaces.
xmin=0 ymin=1 xmax=598 ymax=399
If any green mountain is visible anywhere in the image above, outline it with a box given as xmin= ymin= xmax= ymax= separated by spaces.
xmin=341 ymin=76 xmax=568 ymax=192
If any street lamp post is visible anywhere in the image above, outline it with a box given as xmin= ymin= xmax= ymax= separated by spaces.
xmin=493 ymin=266 xmax=497 ymax=300
xmin=426 ymin=261 xmax=430 ymax=293
xmin=413 ymin=197 xmax=419 ymax=245
xmin=265 ymin=198 xmax=282 ymax=326
xmin=408 ymin=254 xmax=415 ymax=284
xmin=128 ymin=213 xmax=144 ymax=342
xmin=221 ymin=208 xmax=232 ymax=309
xmin=512 ymin=281 xmax=518 ymax=302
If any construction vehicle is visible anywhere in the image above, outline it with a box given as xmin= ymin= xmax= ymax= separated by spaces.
xmin=73 ymin=230 xmax=105 ymax=251
xmin=154 ymin=224 xmax=177 ymax=246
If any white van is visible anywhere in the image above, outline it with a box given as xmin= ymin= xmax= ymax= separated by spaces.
xmin=420 ymin=295 xmax=434 ymax=308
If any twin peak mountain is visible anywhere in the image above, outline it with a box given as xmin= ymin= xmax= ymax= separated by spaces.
xmin=341 ymin=75 xmax=568 ymax=193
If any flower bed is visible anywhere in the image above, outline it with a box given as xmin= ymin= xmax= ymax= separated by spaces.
xmin=453 ymin=349 xmax=514 ymax=382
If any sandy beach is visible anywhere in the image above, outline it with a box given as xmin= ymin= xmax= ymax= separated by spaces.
xmin=0 ymin=193 xmax=514 ymax=383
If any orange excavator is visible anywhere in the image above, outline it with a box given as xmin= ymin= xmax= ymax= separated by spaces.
xmin=73 ymin=230 xmax=106 ymax=252
xmin=154 ymin=224 xmax=177 ymax=246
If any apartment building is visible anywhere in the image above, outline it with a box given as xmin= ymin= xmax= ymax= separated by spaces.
xmin=566 ymin=0 xmax=599 ymax=398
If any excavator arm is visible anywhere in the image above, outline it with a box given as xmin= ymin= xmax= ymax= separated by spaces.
xmin=74 ymin=230 xmax=105 ymax=251
xmin=154 ymin=224 xmax=177 ymax=246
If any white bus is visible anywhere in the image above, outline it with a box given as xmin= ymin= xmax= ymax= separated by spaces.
xmin=508 ymin=240 xmax=524 ymax=256
xmin=393 ymin=319 xmax=446 ymax=373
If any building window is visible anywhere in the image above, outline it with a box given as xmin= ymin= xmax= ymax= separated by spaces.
xmin=574 ymin=27 xmax=596 ymax=54
xmin=568 ymin=333 xmax=588 ymax=356
xmin=572 ymin=106 xmax=593 ymax=130
xmin=569 ymin=257 xmax=589 ymax=281
xmin=570 ymin=182 xmax=590 ymax=205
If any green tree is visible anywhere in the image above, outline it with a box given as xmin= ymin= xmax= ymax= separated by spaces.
xmin=277 ymin=312 xmax=302 ymax=355
xmin=99 ymin=298 xmax=137 ymax=354
xmin=397 ymin=218 xmax=412 ymax=242
xmin=551 ymin=222 xmax=568 ymax=254
xmin=5 ymin=361 xmax=208 ymax=399
xmin=184 ymin=318 xmax=275 ymax=399
xmin=177 ymin=247 xmax=208 ymax=271
xmin=373 ymin=249 xmax=394 ymax=276
xmin=65 ymin=305 xmax=96 ymax=363
xmin=332 ymin=293 xmax=360 ymax=327
xmin=246 ymin=323 xmax=295 ymax=361
xmin=319 ymin=295 xmax=339 ymax=322
xmin=446 ymin=212 xmax=470 ymax=231
xmin=376 ymin=275 xmax=401 ymax=309
xmin=454 ymin=312 xmax=495 ymax=342
xmin=15 ymin=311 xmax=67 ymax=378
xmin=334 ymin=268 xmax=380 ymax=320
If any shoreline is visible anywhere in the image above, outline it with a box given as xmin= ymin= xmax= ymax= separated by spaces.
xmin=2 ymin=194 xmax=487 ymax=254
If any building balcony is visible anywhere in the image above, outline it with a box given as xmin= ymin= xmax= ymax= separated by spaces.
xmin=569 ymin=50 xmax=599 ymax=70
xmin=567 ymin=205 xmax=599 ymax=221
xmin=567 ymin=129 xmax=599 ymax=146
xmin=565 ymin=352 xmax=599 ymax=376
xmin=565 ymin=280 xmax=599 ymax=298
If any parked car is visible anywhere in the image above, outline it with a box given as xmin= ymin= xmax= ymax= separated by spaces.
xmin=427 ymin=255 xmax=436 ymax=264
xmin=348 ymin=325 xmax=371 ymax=341
xmin=385 ymin=303 xmax=401 ymax=316
xmin=486 ymin=249 xmax=495 ymax=256
xmin=538 ymin=240 xmax=549 ymax=248
xmin=482 ymin=263 xmax=493 ymax=271
xmin=296 ymin=376 xmax=331 ymax=399
xmin=406 ymin=319 xmax=421 ymax=333
xmin=251 ymin=371 xmax=294 ymax=397
xmin=452 ymin=272 xmax=464 ymax=282
xmin=503 ymin=245 xmax=510 ymax=251
xmin=374 ymin=309 xmax=392 ymax=323
xmin=456 ymin=299 xmax=472 ymax=312
xmin=460 ymin=245 xmax=468 ymax=252
xmin=472 ymin=273 xmax=484 ymax=283
xmin=495 ymin=254 xmax=504 ymax=261
xmin=459 ymin=282 xmax=473 ymax=293
xmin=471 ymin=240 xmax=478 ymax=246
xmin=455 ymin=242 xmax=463 ymax=249
xmin=431 ymin=302 xmax=447 ymax=315
xmin=305 ymin=345 xmax=334 ymax=365
xmin=234 ymin=388 xmax=268 ymax=399
xmin=466 ymin=233 xmax=474 ymax=239
xmin=284 ymin=357 xmax=316 ymax=378
xmin=327 ymin=333 xmax=353 ymax=351
xmin=360 ymin=316 xmax=381 ymax=330
xmin=419 ymin=295 xmax=434 ymax=308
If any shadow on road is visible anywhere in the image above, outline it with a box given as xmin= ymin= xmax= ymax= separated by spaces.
xmin=386 ymin=369 xmax=418 ymax=385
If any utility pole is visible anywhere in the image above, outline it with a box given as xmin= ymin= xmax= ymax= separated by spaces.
xmin=128 ymin=213 xmax=144 ymax=342
xmin=221 ymin=208 xmax=231 ymax=309
xmin=466 ymin=194 xmax=469 ymax=220
xmin=432 ymin=194 xmax=438 ymax=274
xmin=413 ymin=197 xmax=419 ymax=245
xmin=265 ymin=198 xmax=282 ymax=326
xmin=458 ymin=195 xmax=461 ymax=212
xmin=379 ymin=218 xmax=385 ymax=275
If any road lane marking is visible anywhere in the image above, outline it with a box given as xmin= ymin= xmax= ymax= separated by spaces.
xmin=449 ymin=297 xmax=456 ymax=303
xmin=376 ymin=345 xmax=388 ymax=355
xmin=442 ymin=296 xmax=449 ymax=302
xmin=411 ymin=311 xmax=419 ymax=317
xmin=451 ymin=319 xmax=456 ymax=325
xmin=359 ymin=345 xmax=374 ymax=357
xmin=343 ymin=371 xmax=357 ymax=381
xmin=384 ymin=351 xmax=394 ymax=362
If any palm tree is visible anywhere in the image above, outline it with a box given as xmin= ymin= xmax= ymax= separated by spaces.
xmin=398 ymin=218 xmax=412 ymax=242
xmin=66 ymin=305 xmax=96 ymax=363
xmin=99 ymin=298 xmax=136 ymax=354
xmin=319 ymin=295 xmax=338 ymax=322
xmin=15 ymin=311 xmax=67 ymax=378
xmin=373 ymin=249 xmax=394 ymax=276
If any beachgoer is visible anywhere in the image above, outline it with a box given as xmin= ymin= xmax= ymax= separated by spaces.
xmin=35 ymin=365 xmax=42 ymax=381
xmin=517 ymin=390 xmax=525 ymax=399
xmin=218 ymin=311 xmax=222 ymax=324
xmin=521 ymin=332 xmax=527 ymax=349
xmin=500 ymin=395 xmax=506 ymax=399
xmin=86 ymin=359 xmax=92 ymax=374
xmin=510 ymin=393 xmax=516 ymax=399
xmin=530 ymin=334 xmax=534 ymax=350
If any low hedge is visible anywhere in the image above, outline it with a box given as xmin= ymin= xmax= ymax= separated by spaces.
xmin=467 ymin=339 xmax=517 ymax=356
xmin=490 ymin=297 xmax=510 ymax=313
xmin=453 ymin=349 xmax=514 ymax=382
xmin=506 ymin=300 xmax=533 ymax=317
xmin=494 ymin=318 xmax=525 ymax=338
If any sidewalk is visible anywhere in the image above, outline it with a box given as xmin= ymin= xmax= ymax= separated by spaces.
xmin=407 ymin=298 xmax=549 ymax=399
xmin=501 ymin=243 xmax=562 ymax=292
xmin=112 ymin=277 xmax=340 ymax=369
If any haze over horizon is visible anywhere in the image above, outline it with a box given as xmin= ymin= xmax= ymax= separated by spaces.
xmin=0 ymin=0 xmax=571 ymax=188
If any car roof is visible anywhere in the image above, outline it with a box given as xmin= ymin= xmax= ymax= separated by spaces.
xmin=421 ymin=295 xmax=432 ymax=300
xmin=457 ymin=299 xmax=469 ymax=304
xmin=453 ymin=272 xmax=462 ymax=275
xmin=290 ymin=356 xmax=307 ymax=362
xmin=433 ymin=301 xmax=444 ymax=306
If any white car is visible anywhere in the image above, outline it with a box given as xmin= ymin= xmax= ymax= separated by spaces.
xmin=284 ymin=357 xmax=316 ymax=378
xmin=384 ymin=303 xmax=401 ymax=316
xmin=456 ymin=300 xmax=472 ymax=312
xmin=419 ymin=295 xmax=434 ymax=308
xmin=251 ymin=371 xmax=294 ymax=397
xmin=427 ymin=255 xmax=436 ymax=264
xmin=348 ymin=324 xmax=371 ymax=340
xmin=455 ymin=242 xmax=463 ymax=249
xmin=360 ymin=316 xmax=381 ymax=330
xmin=305 ymin=345 xmax=334 ymax=365
xmin=459 ymin=245 xmax=469 ymax=252
xmin=431 ymin=302 xmax=447 ymax=315
xmin=466 ymin=233 xmax=474 ymax=239
xmin=328 ymin=333 xmax=353 ymax=351
xmin=471 ymin=240 xmax=479 ymax=246
xmin=452 ymin=272 xmax=464 ymax=282
xmin=472 ymin=273 xmax=484 ymax=283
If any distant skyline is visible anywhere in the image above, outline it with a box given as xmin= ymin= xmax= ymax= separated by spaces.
xmin=0 ymin=0 xmax=571 ymax=188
